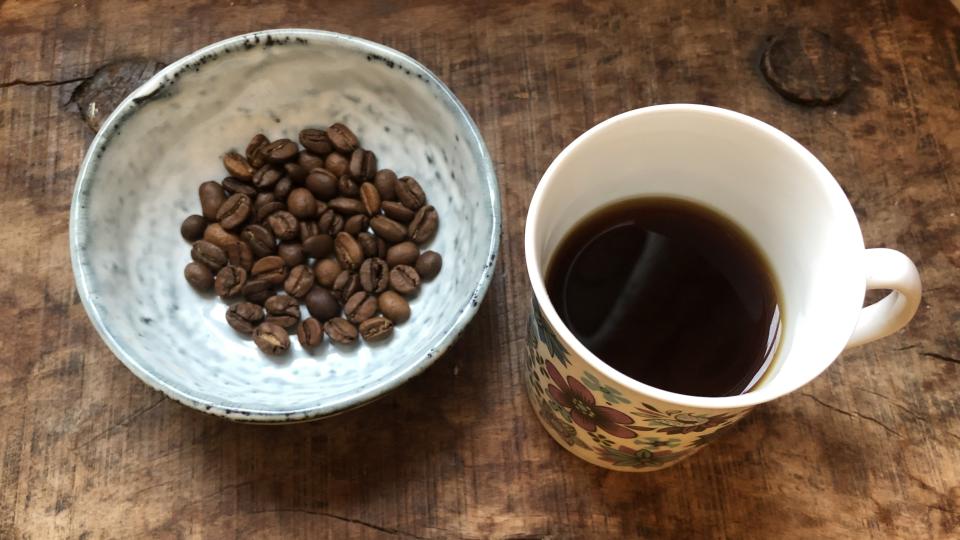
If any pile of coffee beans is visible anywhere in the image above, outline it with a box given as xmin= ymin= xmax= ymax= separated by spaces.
xmin=181 ymin=123 xmax=442 ymax=355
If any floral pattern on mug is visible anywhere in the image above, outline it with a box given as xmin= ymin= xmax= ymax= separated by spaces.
xmin=525 ymin=299 xmax=752 ymax=470
xmin=532 ymin=299 xmax=570 ymax=366
xmin=632 ymin=403 xmax=738 ymax=435
xmin=595 ymin=444 xmax=695 ymax=469
xmin=545 ymin=360 xmax=637 ymax=438
xmin=537 ymin=399 xmax=589 ymax=449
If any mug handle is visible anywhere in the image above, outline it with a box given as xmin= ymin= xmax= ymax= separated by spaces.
xmin=845 ymin=248 xmax=922 ymax=349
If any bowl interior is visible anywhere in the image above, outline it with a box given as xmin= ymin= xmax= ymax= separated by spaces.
xmin=71 ymin=31 xmax=498 ymax=420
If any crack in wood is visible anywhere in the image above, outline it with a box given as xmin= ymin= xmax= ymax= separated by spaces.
xmin=0 ymin=76 xmax=90 ymax=89
xmin=854 ymin=387 xmax=926 ymax=419
xmin=921 ymin=352 xmax=960 ymax=365
xmin=800 ymin=392 xmax=904 ymax=437
xmin=247 ymin=508 xmax=430 ymax=539
xmin=71 ymin=396 xmax=167 ymax=451
xmin=851 ymin=389 xmax=960 ymax=444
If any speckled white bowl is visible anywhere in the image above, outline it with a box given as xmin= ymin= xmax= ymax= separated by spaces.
xmin=69 ymin=29 xmax=500 ymax=422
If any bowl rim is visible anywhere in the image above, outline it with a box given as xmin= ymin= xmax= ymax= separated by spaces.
xmin=69 ymin=28 xmax=501 ymax=422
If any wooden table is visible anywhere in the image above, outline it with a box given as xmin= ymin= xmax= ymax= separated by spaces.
xmin=2 ymin=1 xmax=959 ymax=538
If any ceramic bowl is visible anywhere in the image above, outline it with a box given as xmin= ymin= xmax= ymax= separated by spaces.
xmin=69 ymin=29 xmax=500 ymax=422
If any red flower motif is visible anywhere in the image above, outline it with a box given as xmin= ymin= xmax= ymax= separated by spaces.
xmin=545 ymin=361 xmax=637 ymax=438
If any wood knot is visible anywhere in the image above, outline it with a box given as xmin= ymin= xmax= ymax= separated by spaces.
xmin=68 ymin=58 xmax=165 ymax=132
xmin=761 ymin=27 xmax=851 ymax=106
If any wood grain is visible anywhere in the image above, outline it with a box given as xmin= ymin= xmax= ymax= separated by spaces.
xmin=1 ymin=0 xmax=958 ymax=538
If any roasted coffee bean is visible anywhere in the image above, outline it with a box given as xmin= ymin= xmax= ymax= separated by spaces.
xmin=191 ymin=240 xmax=227 ymax=271
xmin=359 ymin=257 xmax=389 ymax=293
xmin=332 ymin=270 xmax=360 ymax=303
xmin=298 ymin=151 xmax=325 ymax=171
xmin=184 ymin=262 xmax=214 ymax=291
xmin=246 ymin=134 xmax=269 ymax=164
xmin=305 ymin=168 xmax=338 ymax=200
xmin=223 ymin=151 xmax=254 ymax=179
xmin=359 ymin=182 xmax=382 ymax=215
xmin=226 ymin=302 xmax=264 ymax=334
xmin=215 ymin=265 xmax=247 ymax=298
xmin=287 ymin=188 xmax=317 ymax=219
xmin=408 ymin=205 xmax=439 ymax=244
xmin=267 ymin=210 xmax=299 ymax=241
xmin=277 ymin=242 xmax=305 ymax=267
xmin=249 ymin=147 xmax=268 ymax=169
xmin=327 ymin=123 xmax=359 ymax=153
xmin=217 ymin=193 xmax=252 ymax=230
xmin=324 ymin=317 xmax=358 ymax=345
xmin=357 ymin=232 xmax=378 ymax=258
xmin=370 ymin=216 xmax=407 ymax=243
xmin=349 ymin=149 xmax=377 ymax=180
xmin=328 ymin=197 xmax=365 ymax=215
xmin=344 ymin=214 xmax=369 ymax=236
xmin=265 ymin=295 xmax=301 ymax=328
xmin=241 ymin=224 xmax=276 ymax=257
xmin=305 ymin=287 xmax=340 ymax=321
xmin=273 ymin=177 xmax=294 ymax=201
xmin=378 ymin=290 xmax=410 ymax=323
xmin=199 ymin=181 xmax=226 ymax=220
xmin=254 ymin=322 xmax=290 ymax=354
xmin=181 ymin=214 xmax=206 ymax=241
xmin=284 ymin=162 xmax=308 ymax=183
xmin=377 ymin=237 xmax=388 ymax=259
xmin=263 ymin=139 xmax=298 ymax=163
xmin=416 ymin=251 xmax=443 ymax=280
xmin=396 ymin=176 xmax=426 ymax=210
xmin=389 ymin=265 xmax=421 ymax=295
xmin=284 ymin=264 xmax=315 ymax=297
xmin=203 ymin=223 xmax=241 ymax=249
xmin=386 ymin=241 xmax=419 ymax=268
xmin=344 ymin=291 xmax=378 ymax=323
xmin=299 ymin=128 xmax=333 ymax=155
xmin=314 ymin=258 xmax=341 ymax=288
xmin=241 ymin=278 xmax=274 ymax=304
xmin=224 ymin=241 xmax=254 ymax=271
xmin=255 ymin=201 xmax=286 ymax=223
xmin=374 ymin=169 xmax=398 ymax=200
xmin=186 ymin=126 xmax=442 ymax=350
xmin=222 ymin=177 xmax=257 ymax=197
xmin=297 ymin=318 xmax=324 ymax=348
xmin=254 ymin=192 xmax=276 ymax=210
xmin=251 ymin=255 xmax=287 ymax=286
xmin=381 ymin=201 xmax=415 ymax=223
xmin=253 ymin=165 xmax=283 ymax=190
xmin=303 ymin=234 xmax=334 ymax=259
xmin=314 ymin=200 xmax=329 ymax=217
xmin=337 ymin=176 xmax=360 ymax=197
xmin=359 ymin=316 xmax=394 ymax=342
xmin=324 ymin=152 xmax=349 ymax=177
xmin=298 ymin=219 xmax=319 ymax=241
xmin=334 ymin=232 xmax=364 ymax=270
xmin=317 ymin=208 xmax=344 ymax=236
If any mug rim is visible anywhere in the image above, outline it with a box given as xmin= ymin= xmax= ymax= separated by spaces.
xmin=524 ymin=104 xmax=865 ymax=410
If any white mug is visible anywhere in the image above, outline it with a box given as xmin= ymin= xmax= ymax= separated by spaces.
xmin=523 ymin=104 xmax=922 ymax=471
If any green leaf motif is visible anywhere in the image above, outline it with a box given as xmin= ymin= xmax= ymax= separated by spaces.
xmin=532 ymin=300 xmax=570 ymax=367
xmin=580 ymin=371 xmax=630 ymax=404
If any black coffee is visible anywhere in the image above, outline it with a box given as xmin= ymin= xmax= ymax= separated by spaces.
xmin=546 ymin=197 xmax=781 ymax=397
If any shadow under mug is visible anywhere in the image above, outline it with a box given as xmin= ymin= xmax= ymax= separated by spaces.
xmin=523 ymin=104 xmax=922 ymax=471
